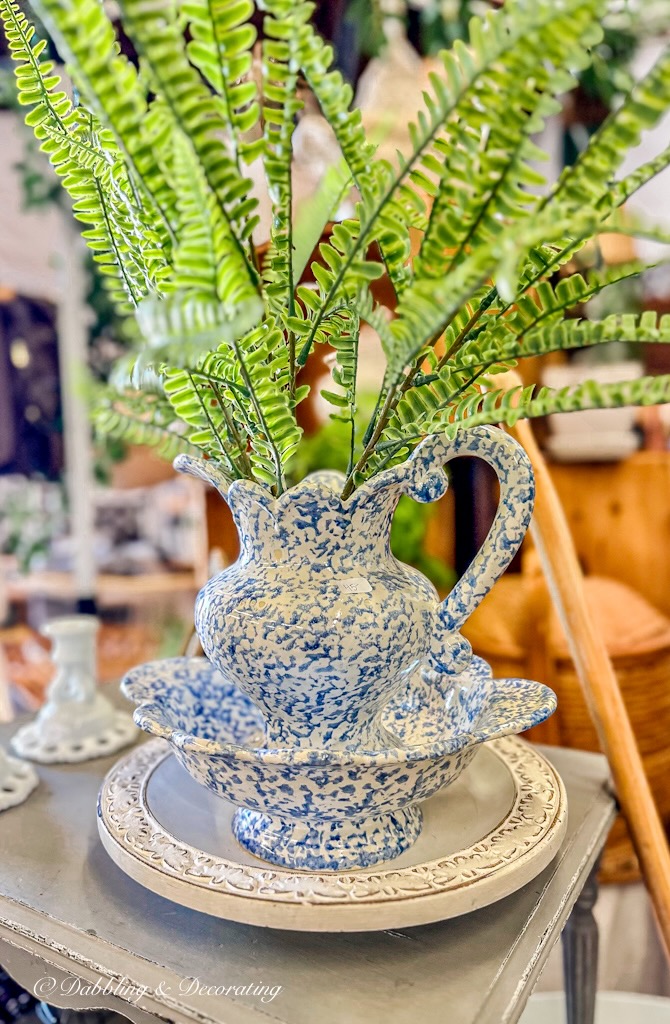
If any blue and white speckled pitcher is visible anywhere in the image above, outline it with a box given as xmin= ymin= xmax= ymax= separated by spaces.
xmin=176 ymin=425 xmax=534 ymax=751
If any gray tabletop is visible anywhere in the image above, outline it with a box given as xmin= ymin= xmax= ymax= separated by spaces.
xmin=0 ymin=719 xmax=615 ymax=1024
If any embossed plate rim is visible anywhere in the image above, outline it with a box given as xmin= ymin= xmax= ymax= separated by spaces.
xmin=97 ymin=736 xmax=567 ymax=931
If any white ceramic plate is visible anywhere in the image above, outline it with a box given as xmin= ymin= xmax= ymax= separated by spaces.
xmin=98 ymin=735 xmax=567 ymax=931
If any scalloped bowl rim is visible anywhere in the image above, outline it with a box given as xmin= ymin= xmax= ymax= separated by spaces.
xmin=122 ymin=657 xmax=556 ymax=768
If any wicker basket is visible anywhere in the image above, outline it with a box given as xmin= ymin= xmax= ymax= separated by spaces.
xmin=462 ymin=574 xmax=670 ymax=884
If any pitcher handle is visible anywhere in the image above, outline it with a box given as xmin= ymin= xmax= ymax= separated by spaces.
xmin=405 ymin=425 xmax=535 ymax=670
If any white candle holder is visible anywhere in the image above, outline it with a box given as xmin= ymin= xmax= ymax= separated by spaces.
xmin=0 ymin=744 xmax=38 ymax=811
xmin=11 ymin=615 xmax=138 ymax=764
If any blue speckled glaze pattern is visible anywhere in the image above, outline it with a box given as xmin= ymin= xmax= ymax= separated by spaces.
xmin=122 ymin=655 xmax=557 ymax=871
xmin=232 ymin=804 xmax=423 ymax=870
xmin=175 ymin=425 xmax=535 ymax=750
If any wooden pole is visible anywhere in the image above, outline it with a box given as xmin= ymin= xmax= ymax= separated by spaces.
xmin=508 ymin=414 xmax=670 ymax=958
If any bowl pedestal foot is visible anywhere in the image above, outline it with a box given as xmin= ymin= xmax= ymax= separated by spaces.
xmin=232 ymin=804 xmax=423 ymax=871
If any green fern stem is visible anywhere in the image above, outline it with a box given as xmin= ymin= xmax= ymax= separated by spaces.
xmin=436 ymin=288 xmax=499 ymax=371
xmin=230 ymin=340 xmax=286 ymax=494
xmin=206 ymin=0 xmax=243 ymax=175
xmin=186 ymin=371 xmax=242 ymax=477
xmin=341 ymin=356 xmax=426 ymax=499
xmin=91 ymin=178 xmax=142 ymax=307
xmin=215 ymin=386 xmax=254 ymax=478
xmin=153 ymin=86 xmax=257 ymax=295
xmin=347 ymin=282 xmax=499 ymax=496
xmin=372 ymin=365 xmax=492 ymax=472
xmin=3 ymin=2 xmax=78 ymax=132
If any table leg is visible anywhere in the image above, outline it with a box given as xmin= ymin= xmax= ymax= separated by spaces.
xmin=561 ymin=864 xmax=599 ymax=1024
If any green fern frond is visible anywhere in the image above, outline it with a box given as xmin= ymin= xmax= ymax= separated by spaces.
xmin=291 ymin=159 xmax=353 ymax=285
xmin=302 ymin=0 xmax=605 ymax=367
xmin=449 ymin=310 xmax=670 ymax=379
xmin=381 ymin=0 xmax=600 ymax=294
xmin=299 ymin=22 xmax=418 ymax=296
xmin=0 ymin=0 xmax=171 ymax=311
xmin=163 ymin=368 xmax=251 ymax=477
xmin=451 ymin=260 xmax=661 ymax=370
xmin=451 ymin=374 xmax=670 ymax=433
xmin=201 ymin=318 xmax=302 ymax=490
xmin=374 ymin=371 xmax=670 ymax=469
xmin=133 ymin=292 xmax=264 ymax=370
xmin=415 ymin=2 xmax=601 ymax=282
xmin=231 ymin=319 xmax=302 ymax=489
xmin=520 ymin=311 xmax=670 ymax=358
xmin=319 ymin=312 xmax=360 ymax=475
xmin=293 ymin=217 xmax=384 ymax=365
xmin=182 ymin=0 xmax=260 ymax=166
xmin=77 ymin=175 xmax=150 ymax=310
xmin=93 ymin=397 xmax=201 ymax=461
xmin=380 ymin=308 xmax=670 ymax=459
xmin=117 ymin=0 xmax=261 ymax=302
xmin=13 ymin=0 xmax=670 ymax=496
xmin=300 ymin=23 xmax=376 ymax=193
xmin=259 ymin=0 xmax=310 ymax=333
xmin=31 ymin=0 xmax=178 ymax=247
xmin=612 ymin=144 xmax=670 ymax=210
xmin=171 ymin=136 xmax=218 ymax=297
xmin=542 ymin=46 xmax=670 ymax=217
xmin=1 ymin=0 xmax=99 ymax=168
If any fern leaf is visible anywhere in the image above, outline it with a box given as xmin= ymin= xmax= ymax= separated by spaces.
xmin=0 ymin=0 xmax=172 ymax=310
xmin=300 ymin=23 xmax=376 ymax=193
xmin=541 ymin=46 xmax=670 ymax=217
xmin=182 ymin=0 xmax=260 ymax=166
xmin=320 ymin=313 xmax=360 ymax=475
xmin=31 ymin=0 xmax=178 ymax=247
xmin=453 ymin=261 xmax=661 ymax=371
xmin=203 ymin=318 xmax=302 ymax=491
xmin=117 ymin=0 xmax=261 ymax=302
xmin=94 ymin=396 xmax=201 ymax=462
xmin=450 ymin=375 xmax=670 ymax=433
xmin=377 ymin=367 xmax=670 ymax=466
xmin=381 ymin=306 xmax=670 ymax=457
xmin=299 ymin=21 xmax=417 ymax=295
xmin=163 ymin=368 xmax=250 ymax=476
xmin=259 ymin=0 xmax=310 ymax=329
xmin=521 ymin=311 xmax=670 ymax=358
xmin=133 ymin=292 xmax=263 ymax=370
xmin=233 ymin=320 xmax=302 ymax=490
xmin=301 ymin=0 xmax=606 ymax=365
xmin=293 ymin=216 xmax=384 ymax=364
xmin=612 ymin=144 xmax=670 ymax=211
xmin=415 ymin=2 xmax=601 ymax=282
xmin=291 ymin=160 xmax=353 ymax=285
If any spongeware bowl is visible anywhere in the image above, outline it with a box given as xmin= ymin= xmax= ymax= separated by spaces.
xmin=121 ymin=656 xmax=556 ymax=871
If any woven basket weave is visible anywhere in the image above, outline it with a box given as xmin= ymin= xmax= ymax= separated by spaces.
xmin=462 ymin=574 xmax=670 ymax=884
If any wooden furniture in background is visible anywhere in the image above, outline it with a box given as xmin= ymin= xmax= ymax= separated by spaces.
xmin=107 ymin=444 xmax=177 ymax=490
xmin=2 ymin=564 xmax=199 ymax=606
xmin=463 ymin=573 xmax=670 ymax=883
xmin=549 ymin=452 xmax=670 ymax=619
xmin=509 ymin=416 xmax=670 ymax=960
